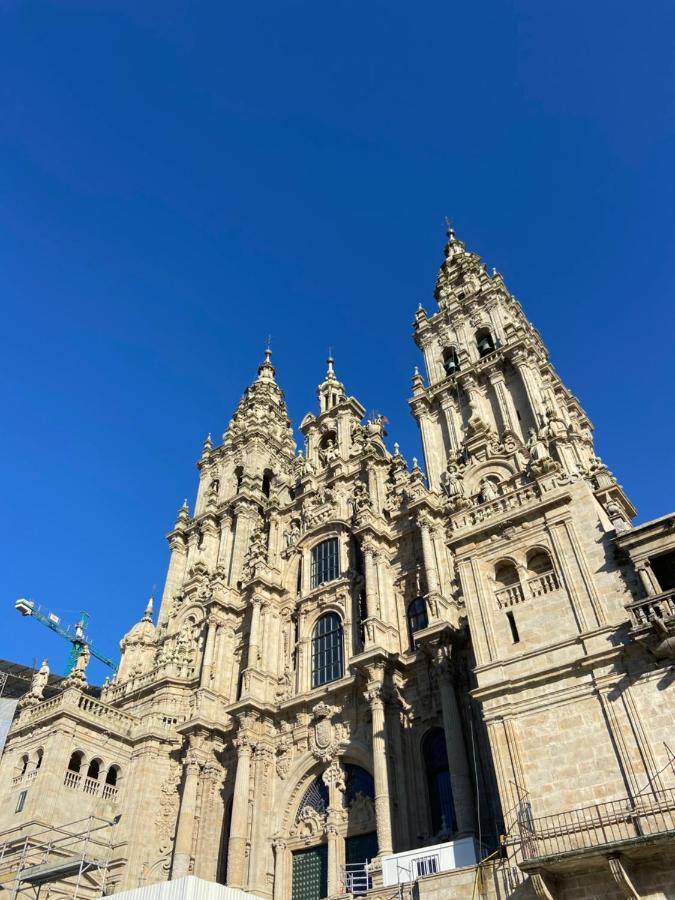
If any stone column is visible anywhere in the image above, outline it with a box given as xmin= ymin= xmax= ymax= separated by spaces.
xmin=486 ymin=364 xmax=517 ymax=434
xmin=417 ymin=514 xmax=441 ymax=615
xmin=440 ymin=397 xmax=461 ymax=455
xmin=200 ymin=615 xmax=218 ymax=688
xmin=636 ymin=561 xmax=660 ymax=596
xmin=172 ymin=750 xmax=202 ymax=877
xmin=272 ymin=838 xmax=287 ymax=900
xmin=227 ymin=733 xmax=254 ymax=887
xmin=248 ymin=596 xmax=262 ymax=668
xmin=158 ymin=534 xmax=187 ymax=627
xmin=375 ymin=551 xmax=392 ymax=624
xmin=511 ymin=349 xmax=545 ymax=428
xmin=362 ymin=541 xmax=380 ymax=619
xmin=229 ymin=500 xmax=258 ymax=587
xmin=366 ymin=683 xmax=393 ymax=855
xmin=431 ymin=645 xmax=476 ymax=836
xmin=323 ymin=760 xmax=346 ymax=895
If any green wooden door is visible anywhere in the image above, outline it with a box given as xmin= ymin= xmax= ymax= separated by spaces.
xmin=292 ymin=844 xmax=328 ymax=900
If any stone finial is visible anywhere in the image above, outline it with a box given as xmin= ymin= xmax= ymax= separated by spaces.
xmin=143 ymin=596 xmax=154 ymax=622
xmin=175 ymin=499 xmax=190 ymax=529
xmin=201 ymin=433 xmax=213 ymax=459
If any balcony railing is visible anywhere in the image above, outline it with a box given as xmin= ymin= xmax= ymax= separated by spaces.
xmin=627 ymin=589 xmax=675 ymax=629
xmin=517 ymin=788 xmax=675 ymax=862
xmin=63 ymin=771 xmax=119 ymax=803
xmin=527 ymin=570 xmax=558 ymax=598
xmin=495 ymin=584 xmax=525 ymax=609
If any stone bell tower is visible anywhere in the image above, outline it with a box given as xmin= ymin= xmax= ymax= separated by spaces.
xmin=408 ymin=227 xmax=654 ymax=831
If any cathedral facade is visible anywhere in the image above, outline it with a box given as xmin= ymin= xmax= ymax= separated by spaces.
xmin=2 ymin=230 xmax=674 ymax=900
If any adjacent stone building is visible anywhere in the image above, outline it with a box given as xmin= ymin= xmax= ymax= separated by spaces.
xmin=1 ymin=230 xmax=674 ymax=900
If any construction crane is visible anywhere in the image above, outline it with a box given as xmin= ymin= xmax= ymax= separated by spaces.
xmin=15 ymin=599 xmax=117 ymax=674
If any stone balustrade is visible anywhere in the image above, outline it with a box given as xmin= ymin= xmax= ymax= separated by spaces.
xmin=627 ymin=588 xmax=675 ymax=629
xmin=449 ymin=481 xmax=541 ymax=532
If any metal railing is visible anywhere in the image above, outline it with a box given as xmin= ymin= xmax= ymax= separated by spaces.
xmin=628 ymin=589 xmax=675 ymax=629
xmin=340 ymin=861 xmax=372 ymax=895
xmin=517 ymin=787 xmax=675 ymax=861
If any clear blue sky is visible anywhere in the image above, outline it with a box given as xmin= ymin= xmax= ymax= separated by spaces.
xmin=2 ymin=1 xmax=674 ymax=681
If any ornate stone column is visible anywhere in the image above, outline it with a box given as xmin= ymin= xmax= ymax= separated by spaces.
xmin=511 ymin=348 xmax=545 ymax=428
xmin=431 ymin=643 xmax=477 ymax=836
xmin=172 ymin=748 xmax=202 ymax=877
xmin=227 ymin=731 xmax=254 ymax=887
xmin=272 ymin=837 xmax=287 ymax=900
xmin=247 ymin=595 xmax=262 ymax=668
xmin=636 ymin=561 xmax=660 ymax=596
xmin=362 ymin=540 xmax=380 ymax=620
xmin=323 ymin=760 xmax=346 ymax=895
xmin=159 ymin=533 xmax=187 ymax=627
xmin=200 ymin=615 xmax=218 ymax=688
xmin=416 ymin=513 xmax=441 ymax=616
xmin=485 ymin=363 xmax=518 ymax=434
xmin=365 ymin=682 xmax=393 ymax=855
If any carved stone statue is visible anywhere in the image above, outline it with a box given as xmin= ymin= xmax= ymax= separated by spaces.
xmin=479 ymin=477 xmax=499 ymax=502
xmin=440 ymin=465 xmax=464 ymax=499
xmin=320 ymin=438 xmax=340 ymax=467
xmin=528 ymin=428 xmax=550 ymax=462
xmin=64 ymin=644 xmax=90 ymax=688
xmin=20 ymin=659 xmax=50 ymax=707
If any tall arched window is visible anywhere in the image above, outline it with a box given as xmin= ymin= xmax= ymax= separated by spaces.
xmin=87 ymin=759 xmax=101 ymax=780
xmin=312 ymin=613 xmax=343 ymax=688
xmin=407 ymin=597 xmax=428 ymax=649
xmin=476 ymin=328 xmax=496 ymax=357
xmin=423 ymin=728 xmax=457 ymax=835
xmin=311 ymin=538 xmax=339 ymax=588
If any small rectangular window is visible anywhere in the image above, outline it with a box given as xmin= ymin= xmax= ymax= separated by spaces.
xmin=506 ymin=611 xmax=520 ymax=643
xmin=15 ymin=790 xmax=27 ymax=813
xmin=311 ymin=538 xmax=339 ymax=589
xmin=414 ymin=855 xmax=439 ymax=877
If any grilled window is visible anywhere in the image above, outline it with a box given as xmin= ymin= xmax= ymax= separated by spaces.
xmin=311 ymin=538 xmax=339 ymax=589
xmin=311 ymin=612 xmax=343 ymax=688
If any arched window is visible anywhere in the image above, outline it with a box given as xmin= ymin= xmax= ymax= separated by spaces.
xmin=526 ymin=548 xmax=558 ymax=596
xmin=476 ymin=328 xmax=496 ymax=358
xmin=494 ymin=560 xmax=524 ymax=608
xmin=407 ymin=597 xmax=428 ymax=649
xmin=262 ymin=469 xmax=273 ymax=498
xmin=442 ymin=347 xmax=460 ymax=377
xmin=296 ymin=776 xmax=329 ymax=820
xmin=312 ymin=613 xmax=343 ymax=688
xmin=423 ymin=728 xmax=457 ymax=835
xmin=19 ymin=755 xmax=29 ymax=776
xmin=527 ymin=548 xmax=553 ymax=575
xmin=35 ymin=749 xmax=43 ymax=770
xmin=67 ymin=751 xmax=84 ymax=774
xmin=87 ymin=759 xmax=101 ymax=780
xmin=234 ymin=466 xmax=244 ymax=493
xmin=343 ymin=764 xmax=375 ymax=807
xmin=105 ymin=765 xmax=119 ymax=787
xmin=311 ymin=538 xmax=339 ymax=588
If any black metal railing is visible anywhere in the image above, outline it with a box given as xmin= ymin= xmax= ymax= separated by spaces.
xmin=517 ymin=788 xmax=675 ymax=861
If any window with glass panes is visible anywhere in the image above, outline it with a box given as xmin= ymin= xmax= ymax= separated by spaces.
xmin=407 ymin=596 xmax=429 ymax=648
xmin=311 ymin=613 xmax=343 ymax=687
xmin=311 ymin=538 xmax=339 ymax=588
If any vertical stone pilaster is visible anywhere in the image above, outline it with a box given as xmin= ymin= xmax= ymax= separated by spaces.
xmin=200 ymin=615 xmax=218 ymax=688
xmin=272 ymin=838 xmax=287 ymax=900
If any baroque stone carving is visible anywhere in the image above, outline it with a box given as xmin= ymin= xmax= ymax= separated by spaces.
xmin=309 ymin=702 xmax=341 ymax=762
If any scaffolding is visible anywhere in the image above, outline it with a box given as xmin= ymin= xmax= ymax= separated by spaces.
xmin=0 ymin=815 xmax=119 ymax=900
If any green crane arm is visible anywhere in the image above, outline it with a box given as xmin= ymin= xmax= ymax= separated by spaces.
xmin=15 ymin=599 xmax=117 ymax=674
